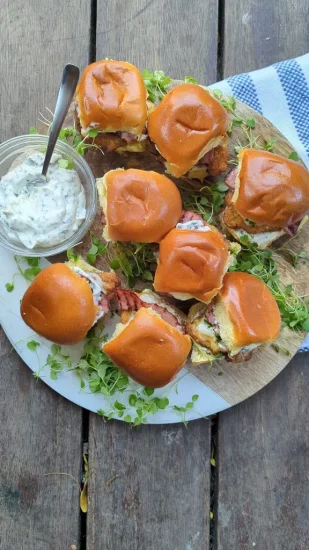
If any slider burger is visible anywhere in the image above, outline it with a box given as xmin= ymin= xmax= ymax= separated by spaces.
xmin=75 ymin=60 xmax=148 ymax=153
xmin=103 ymin=289 xmax=191 ymax=388
xmin=222 ymin=149 xmax=309 ymax=249
xmin=20 ymin=259 xmax=119 ymax=345
xmin=147 ymin=83 xmax=229 ymax=179
xmin=153 ymin=212 xmax=239 ymax=303
xmin=97 ymin=168 xmax=182 ymax=242
xmin=187 ymin=271 xmax=281 ymax=364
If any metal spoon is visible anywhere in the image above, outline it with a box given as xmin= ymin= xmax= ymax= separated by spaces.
xmin=32 ymin=63 xmax=80 ymax=187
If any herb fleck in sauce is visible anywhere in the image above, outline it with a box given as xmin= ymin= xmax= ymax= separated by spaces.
xmin=0 ymin=152 xmax=86 ymax=249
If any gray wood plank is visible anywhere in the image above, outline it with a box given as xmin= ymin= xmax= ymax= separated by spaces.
xmin=87 ymin=2 xmax=217 ymax=548
xmin=0 ymin=1 xmax=91 ymax=548
xmin=96 ymin=0 xmax=218 ymax=83
xmin=218 ymin=4 xmax=309 ymax=549
xmin=223 ymin=0 xmax=309 ymax=76
xmin=0 ymin=333 xmax=81 ymax=549
xmin=217 ymin=353 xmax=309 ymax=550
xmin=87 ymin=419 xmax=211 ymax=550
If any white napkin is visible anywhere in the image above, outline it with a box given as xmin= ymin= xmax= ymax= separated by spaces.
xmin=209 ymin=53 xmax=309 ymax=351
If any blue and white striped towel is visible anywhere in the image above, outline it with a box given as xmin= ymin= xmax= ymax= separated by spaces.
xmin=209 ymin=53 xmax=309 ymax=351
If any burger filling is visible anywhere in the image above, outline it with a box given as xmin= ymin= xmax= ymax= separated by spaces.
xmin=75 ymin=104 xmax=148 ymax=152
xmin=71 ymin=266 xmax=109 ymax=321
xmin=189 ymin=301 xmax=257 ymax=361
xmin=223 ymin=167 xmax=301 ymax=240
xmin=115 ymin=289 xmax=186 ymax=333
xmin=151 ymin=139 xmax=229 ymax=180
xmin=177 ymin=210 xmax=211 ymax=232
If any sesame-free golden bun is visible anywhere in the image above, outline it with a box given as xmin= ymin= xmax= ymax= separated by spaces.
xmin=97 ymin=168 xmax=182 ymax=242
xmin=153 ymin=226 xmax=230 ymax=303
xmin=76 ymin=60 xmax=147 ymax=135
xmin=147 ymin=83 xmax=229 ymax=177
xmin=233 ymin=149 xmax=309 ymax=228
xmin=103 ymin=308 xmax=191 ymax=388
xmin=216 ymin=272 xmax=281 ymax=353
xmin=20 ymin=263 xmax=97 ymax=345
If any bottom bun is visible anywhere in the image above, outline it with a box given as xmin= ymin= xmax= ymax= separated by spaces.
xmin=103 ymin=308 xmax=191 ymax=388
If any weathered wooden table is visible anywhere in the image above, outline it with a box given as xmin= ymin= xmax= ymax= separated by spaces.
xmin=1 ymin=1 xmax=308 ymax=549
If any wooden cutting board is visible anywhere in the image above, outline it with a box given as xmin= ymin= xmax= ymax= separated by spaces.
xmin=40 ymin=83 xmax=309 ymax=407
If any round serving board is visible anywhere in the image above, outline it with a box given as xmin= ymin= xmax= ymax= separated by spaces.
xmin=1 ymin=83 xmax=308 ymax=422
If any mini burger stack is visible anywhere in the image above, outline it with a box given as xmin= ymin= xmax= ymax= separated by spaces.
xmin=20 ymin=59 xmax=309 ymax=389
xmin=75 ymin=59 xmax=230 ymax=181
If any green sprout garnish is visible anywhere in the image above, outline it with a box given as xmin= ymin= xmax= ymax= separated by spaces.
xmin=6 ymin=257 xmax=42 ymax=292
xmin=58 ymin=158 xmax=74 ymax=170
xmin=142 ymin=69 xmax=171 ymax=103
xmin=182 ymin=182 xmax=229 ymax=224
xmin=27 ymin=340 xmax=40 ymax=352
xmin=28 ymin=324 xmax=200 ymax=425
xmin=107 ymin=241 xmax=157 ymax=288
xmin=66 ymin=247 xmax=80 ymax=262
xmin=184 ymin=75 xmax=199 ymax=84
xmin=87 ymin=235 xmax=107 ymax=265
xmin=288 ymin=151 xmax=300 ymax=162
xmin=230 ymin=236 xmax=309 ymax=331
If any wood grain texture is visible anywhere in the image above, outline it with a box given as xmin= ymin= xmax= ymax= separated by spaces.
xmin=0 ymin=332 xmax=82 ymax=550
xmin=223 ymin=0 xmax=309 ymax=76
xmin=0 ymin=1 xmax=91 ymax=547
xmin=217 ymin=352 xmax=309 ymax=550
xmin=96 ymin=0 xmax=218 ymax=83
xmin=0 ymin=0 xmax=90 ymax=141
xmin=88 ymin=6 xmax=216 ymax=549
xmin=87 ymin=419 xmax=211 ymax=550
xmin=218 ymin=7 xmax=309 ymax=550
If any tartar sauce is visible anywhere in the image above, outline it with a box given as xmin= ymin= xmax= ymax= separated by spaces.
xmin=176 ymin=220 xmax=210 ymax=232
xmin=0 ymin=152 xmax=86 ymax=248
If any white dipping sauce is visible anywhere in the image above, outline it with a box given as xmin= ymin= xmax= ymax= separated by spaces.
xmin=0 ymin=152 xmax=86 ymax=249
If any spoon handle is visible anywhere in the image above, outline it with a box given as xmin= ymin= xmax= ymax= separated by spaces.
xmin=42 ymin=64 xmax=80 ymax=177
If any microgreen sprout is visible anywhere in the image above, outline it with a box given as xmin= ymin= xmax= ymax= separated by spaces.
xmin=87 ymin=235 xmax=107 ymax=265
xmin=271 ymin=343 xmax=291 ymax=356
xmin=182 ymin=182 xmax=229 ymax=225
xmin=230 ymin=236 xmax=309 ymax=331
xmin=6 ymin=256 xmax=42 ymax=291
xmin=58 ymin=158 xmax=74 ymax=170
xmin=74 ymin=326 xmax=129 ymax=396
xmin=142 ymin=69 xmax=171 ymax=103
xmin=66 ymin=247 xmax=80 ymax=262
xmin=172 ymin=394 xmax=199 ymax=425
xmin=28 ymin=324 xmax=200 ymax=425
xmin=108 ymin=241 xmax=157 ymax=288
xmin=288 ymin=151 xmax=300 ymax=162
xmin=27 ymin=340 xmax=40 ymax=352
xmin=184 ymin=75 xmax=199 ymax=84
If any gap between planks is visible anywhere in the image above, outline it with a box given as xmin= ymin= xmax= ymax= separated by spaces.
xmin=209 ymin=17 xmax=226 ymax=547
xmin=81 ymin=1 xmax=221 ymax=548
xmin=79 ymin=2 xmax=97 ymax=548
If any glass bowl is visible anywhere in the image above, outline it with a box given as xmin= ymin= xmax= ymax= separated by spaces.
xmin=0 ymin=134 xmax=97 ymax=257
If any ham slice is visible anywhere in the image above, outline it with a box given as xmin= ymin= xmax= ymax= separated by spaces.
xmin=198 ymin=149 xmax=214 ymax=165
xmin=284 ymin=223 xmax=299 ymax=236
xmin=100 ymin=294 xmax=110 ymax=313
xmin=115 ymin=289 xmax=185 ymax=333
xmin=204 ymin=302 xmax=217 ymax=325
xmin=225 ymin=167 xmax=238 ymax=189
xmin=120 ymin=131 xmax=138 ymax=143
xmin=179 ymin=210 xmax=204 ymax=223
